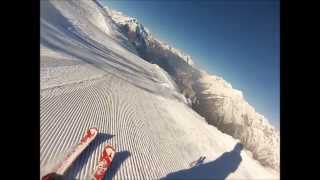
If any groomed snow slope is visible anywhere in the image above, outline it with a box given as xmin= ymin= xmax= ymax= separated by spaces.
xmin=108 ymin=5 xmax=279 ymax=171
xmin=40 ymin=0 xmax=279 ymax=179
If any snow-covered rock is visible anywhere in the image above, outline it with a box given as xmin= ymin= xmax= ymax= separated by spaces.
xmin=193 ymin=72 xmax=280 ymax=170
xmin=109 ymin=8 xmax=194 ymax=67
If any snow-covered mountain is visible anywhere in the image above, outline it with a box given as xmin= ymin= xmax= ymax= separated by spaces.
xmin=107 ymin=5 xmax=279 ymax=171
xmin=40 ymin=0 xmax=279 ymax=179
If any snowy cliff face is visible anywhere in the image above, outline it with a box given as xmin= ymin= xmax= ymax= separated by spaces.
xmin=107 ymin=6 xmax=279 ymax=171
xmin=193 ymin=72 xmax=280 ymax=170
xmin=108 ymin=9 xmax=194 ymax=67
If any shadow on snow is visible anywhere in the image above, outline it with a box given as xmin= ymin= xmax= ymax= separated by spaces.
xmin=162 ymin=143 xmax=244 ymax=180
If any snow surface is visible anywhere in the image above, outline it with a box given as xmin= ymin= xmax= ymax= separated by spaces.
xmin=108 ymin=4 xmax=279 ymax=171
xmin=40 ymin=0 xmax=279 ymax=179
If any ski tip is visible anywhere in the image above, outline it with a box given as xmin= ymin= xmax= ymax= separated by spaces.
xmin=105 ymin=144 xmax=116 ymax=152
xmin=81 ymin=128 xmax=99 ymax=143
xmin=101 ymin=144 xmax=116 ymax=163
xmin=93 ymin=144 xmax=116 ymax=180
xmin=89 ymin=127 xmax=99 ymax=132
xmin=87 ymin=127 xmax=98 ymax=137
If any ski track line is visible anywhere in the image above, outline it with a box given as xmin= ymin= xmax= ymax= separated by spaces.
xmin=52 ymin=88 xmax=88 ymax=160
xmin=40 ymin=89 xmax=72 ymax=135
xmin=41 ymin=85 xmax=87 ymax=166
xmin=42 ymin=81 xmax=91 ymax=174
xmin=70 ymin=85 xmax=100 ymax=179
xmin=142 ymin=93 xmax=182 ymax=176
xmin=67 ymin=80 xmax=110 ymax=179
xmin=42 ymin=82 xmax=89 ymax=160
xmin=40 ymin=83 xmax=86 ymax=137
xmin=126 ymin=87 xmax=148 ymax=179
xmin=41 ymin=91 xmax=77 ymax=164
xmin=40 ymin=75 xmax=154 ymax=179
xmin=40 ymin=68 xmax=220 ymax=179
xmin=137 ymin=100 xmax=159 ymax=178
xmin=113 ymin=78 xmax=142 ymax=179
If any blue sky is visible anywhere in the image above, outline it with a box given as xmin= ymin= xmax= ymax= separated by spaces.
xmin=102 ymin=0 xmax=280 ymax=129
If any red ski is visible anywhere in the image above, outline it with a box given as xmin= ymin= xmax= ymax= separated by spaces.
xmin=42 ymin=128 xmax=98 ymax=180
xmin=93 ymin=144 xmax=116 ymax=180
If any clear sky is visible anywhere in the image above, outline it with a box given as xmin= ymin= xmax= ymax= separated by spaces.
xmin=102 ymin=0 xmax=280 ymax=129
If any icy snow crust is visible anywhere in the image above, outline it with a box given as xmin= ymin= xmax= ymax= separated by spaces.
xmin=40 ymin=0 xmax=279 ymax=179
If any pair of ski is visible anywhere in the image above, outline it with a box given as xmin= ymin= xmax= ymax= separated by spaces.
xmin=42 ymin=128 xmax=115 ymax=180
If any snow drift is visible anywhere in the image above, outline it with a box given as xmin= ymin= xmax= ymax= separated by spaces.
xmin=40 ymin=0 xmax=279 ymax=179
